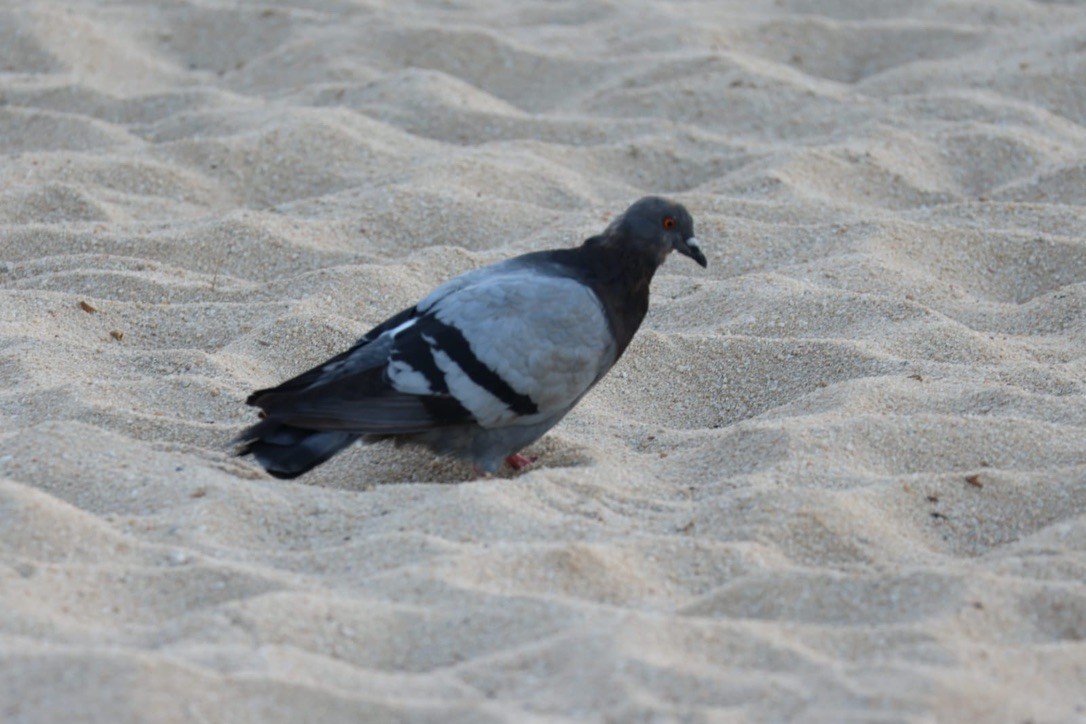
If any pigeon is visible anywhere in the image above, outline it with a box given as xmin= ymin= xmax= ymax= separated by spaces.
xmin=234 ymin=196 xmax=706 ymax=478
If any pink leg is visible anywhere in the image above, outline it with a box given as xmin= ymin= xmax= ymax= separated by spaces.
xmin=505 ymin=453 xmax=538 ymax=471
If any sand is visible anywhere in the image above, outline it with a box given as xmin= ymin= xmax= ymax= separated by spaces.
xmin=2 ymin=0 xmax=1085 ymax=721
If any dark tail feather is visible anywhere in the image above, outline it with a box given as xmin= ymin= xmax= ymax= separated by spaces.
xmin=234 ymin=419 xmax=359 ymax=479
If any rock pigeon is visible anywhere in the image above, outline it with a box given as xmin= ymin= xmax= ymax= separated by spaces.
xmin=235 ymin=196 xmax=706 ymax=478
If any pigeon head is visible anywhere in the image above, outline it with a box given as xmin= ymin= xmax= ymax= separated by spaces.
xmin=603 ymin=196 xmax=707 ymax=269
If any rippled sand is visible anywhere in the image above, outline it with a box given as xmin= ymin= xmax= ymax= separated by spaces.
xmin=2 ymin=1 xmax=1085 ymax=720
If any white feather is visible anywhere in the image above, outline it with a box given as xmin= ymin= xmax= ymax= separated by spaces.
xmin=428 ymin=345 xmax=515 ymax=425
xmin=386 ymin=359 xmax=432 ymax=395
xmin=386 ymin=318 xmax=418 ymax=338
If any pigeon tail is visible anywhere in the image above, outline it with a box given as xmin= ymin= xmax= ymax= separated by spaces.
xmin=235 ymin=419 xmax=359 ymax=479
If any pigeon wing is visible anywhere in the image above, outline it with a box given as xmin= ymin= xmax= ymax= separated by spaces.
xmin=405 ymin=268 xmax=617 ymax=428
xmin=244 ymin=266 xmax=615 ymax=437
xmin=243 ymin=303 xmax=473 ymax=434
xmin=246 ymin=304 xmax=421 ymax=406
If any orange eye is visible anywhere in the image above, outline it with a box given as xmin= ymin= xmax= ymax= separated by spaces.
xmin=662 ymin=216 xmax=677 ymax=230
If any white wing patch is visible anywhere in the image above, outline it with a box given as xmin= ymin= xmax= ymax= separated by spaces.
xmin=428 ymin=345 xmax=519 ymax=425
xmin=386 ymin=359 xmax=432 ymax=395
xmin=387 ymin=318 xmax=418 ymax=338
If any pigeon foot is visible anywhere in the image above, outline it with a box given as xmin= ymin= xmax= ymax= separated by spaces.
xmin=505 ymin=453 xmax=538 ymax=471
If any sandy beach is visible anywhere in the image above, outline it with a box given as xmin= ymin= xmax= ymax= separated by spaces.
xmin=2 ymin=0 xmax=1085 ymax=720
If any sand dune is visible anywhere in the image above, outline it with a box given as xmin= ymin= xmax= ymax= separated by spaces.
xmin=2 ymin=0 xmax=1085 ymax=721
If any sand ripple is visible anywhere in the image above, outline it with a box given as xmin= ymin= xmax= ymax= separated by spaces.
xmin=2 ymin=1 xmax=1086 ymax=720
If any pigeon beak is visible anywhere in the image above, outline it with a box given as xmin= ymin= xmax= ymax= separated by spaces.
xmin=675 ymin=236 xmax=708 ymax=268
